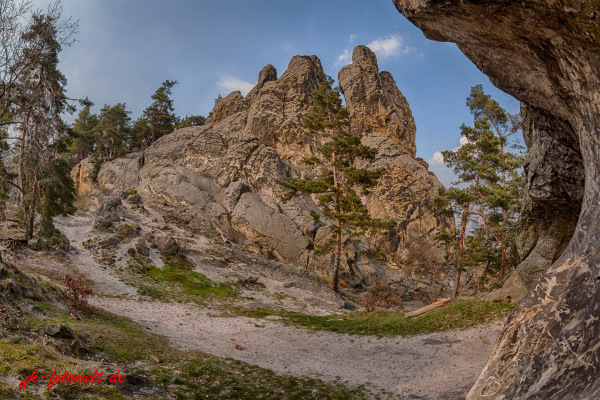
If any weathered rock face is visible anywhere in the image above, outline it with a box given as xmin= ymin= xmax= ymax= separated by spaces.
xmin=73 ymin=48 xmax=451 ymax=301
xmin=491 ymin=104 xmax=584 ymax=302
xmin=339 ymin=46 xmax=448 ymax=270
xmin=339 ymin=45 xmax=417 ymax=156
xmin=71 ymin=157 xmax=95 ymax=198
xmin=394 ymin=1 xmax=600 ymax=398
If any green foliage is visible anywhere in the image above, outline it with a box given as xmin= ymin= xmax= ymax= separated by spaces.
xmin=279 ymin=72 xmax=393 ymax=291
xmin=0 ymin=134 xmax=14 ymax=221
xmin=130 ymin=80 xmax=178 ymax=149
xmin=39 ymin=158 xmax=77 ymax=218
xmin=91 ymin=151 xmax=102 ymax=182
xmin=93 ymin=103 xmax=132 ymax=161
xmin=66 ymin=102 xmax=99 ymax=165
xmin=206 ymin=94 xmax=223 ymax=120
xmin=434 ymin=85 xmax=524 ymax=295
xmin=5 ymin=4 xmax=79 ymax=240
xmin=175 ymin=114 xmax=206 ymax=129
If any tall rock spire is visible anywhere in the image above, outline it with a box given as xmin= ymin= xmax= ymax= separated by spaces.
xmin=339 ymin=45 xmax=416 ymax=156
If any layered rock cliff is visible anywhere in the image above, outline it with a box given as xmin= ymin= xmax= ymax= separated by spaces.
xmin=394 ymin=1 xmax=600 ymax=398
xmin=73 ymin=47 xmax=452 ymax=301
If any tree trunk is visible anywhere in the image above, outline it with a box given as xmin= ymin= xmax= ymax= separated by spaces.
xmin=499 ymin=138 xmax=507 ymax=281
xmin=25 ymin=198 xmax=34 ymax=241
xmin=332 ymin=150 xmax=341 ymax=292
xmin=26 ymin=212 xmax=34 ymax=241
xmin=454 ymin=202 xmax=470 ymax=299
xmin=332 ymin=224 xmax=341 ymax=292
xmin=25 ymin=180 xmax=39 ymax=242
xmin=18 ymin=121 xmax=27 ymax=204
xmin=500 ymin=216 xmax=507 ymax=281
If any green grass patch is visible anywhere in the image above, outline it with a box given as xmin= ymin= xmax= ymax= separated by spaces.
xmin=126 ymin=255 xmax=238 ymax=303
xmin=0 ymin=338 xmax=133 ymax=400
xmin=235 ymin=299 xmax=514 ymax=336
xmin=4 ymin=299 xmax=367 ymax=399
xmin=153 ymin=355 xmax=366 ymax=400
xmin=23 ymin=304 xmax=175 ymax=366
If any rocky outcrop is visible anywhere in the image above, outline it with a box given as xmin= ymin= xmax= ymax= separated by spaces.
xmin=73 ymin=49 xmax=451 ymax=301
xmin=394 ymin=1 xmax=600 ymax=398
xmin=339 ymin=46 xmax=448 ymax=269
xmin=339 ymin=45 xmax=416 ymax=156
xmin=490 ymin=104 xmax=584 ymax=302
xmin=211 ymin=91 xmax=248 ymax=126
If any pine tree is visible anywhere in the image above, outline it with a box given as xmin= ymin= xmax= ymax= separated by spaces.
xmin=435 ymin=117 xmax=502 ymax=298
xmin=10 ymin=6 xmax=78 ymax=241
xmin=94 ymin=103 xmax=131 ymax=161
xmin=68 ymin=101 xmax=99 ymax=164
xmin=434 ymin=86 xmax=524 ymax=298
xmin=130 ymin=80 xmax=178 ymax=149
xmin=280 ymin=73 xmax=393 ymax=292
xmin=466 ymin=85 xmax=522 ymax=280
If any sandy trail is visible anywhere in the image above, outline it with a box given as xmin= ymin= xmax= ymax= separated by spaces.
xmin=54 ymin=211 xmax=501 ymax=400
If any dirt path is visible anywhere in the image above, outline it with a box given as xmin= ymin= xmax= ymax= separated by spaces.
xmin=54 ymin=211 xmax=502 ymax=400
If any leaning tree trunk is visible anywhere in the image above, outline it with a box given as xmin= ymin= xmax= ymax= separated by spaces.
xmin=393 ymin=1 xmax=600 ymax=398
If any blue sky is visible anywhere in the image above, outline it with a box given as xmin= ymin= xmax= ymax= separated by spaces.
xmin=33 ymin=0 xmax=521 ymax=185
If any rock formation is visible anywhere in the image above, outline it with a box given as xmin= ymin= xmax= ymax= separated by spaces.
xmin=393 ymin=1 xmax=600 ymax=398
xmin=73 ymin=48 xmax=452 ymax=301
xmin=339 ymin=45 xmax=417 ymax=156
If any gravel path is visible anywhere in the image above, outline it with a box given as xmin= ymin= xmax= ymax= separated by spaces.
xmin=55 ymin=211 xmax=502 ymax=400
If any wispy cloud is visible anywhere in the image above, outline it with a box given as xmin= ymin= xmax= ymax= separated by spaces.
xmin=428 ymin=137 xmax=469 ymax=166
xmin=429 ymin=151 xmax=445 ymax=166
xmin=348 ymin=34 xmax=357 ymax=44
xmin=367 ymin=34 xmax=414 ymax=59
xmin=334 ymin=48 xmax=352 ymax=67
xmin=217 ymin=75 xmax=254 ymax=96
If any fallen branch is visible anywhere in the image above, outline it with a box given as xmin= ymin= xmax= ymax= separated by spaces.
xmin=405 ymin=298 xmax=452 ymax=318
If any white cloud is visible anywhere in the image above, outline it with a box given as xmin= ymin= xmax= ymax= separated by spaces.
xmin=367 ymin=34 xmax=414 ymax=59
xmin=348 ymin=34 xmax=357 ymax=44
xmin=428 ymin=137 xmax=470 ymax=166
xmin=334 ymin=49 xmax=352 ymax=67
xmin=217 ymin=75 xmax=254 ymax=96
xmin=428 ymin=151 xmax=444 ymax=166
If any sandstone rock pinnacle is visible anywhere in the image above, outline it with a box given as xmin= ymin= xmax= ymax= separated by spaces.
xmin=339 ymin=45 xmax=416 ymax=156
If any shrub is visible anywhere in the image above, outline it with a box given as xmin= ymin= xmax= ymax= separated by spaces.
xmin=360 ymin=278 xmax=402 ymax=312
xmin=62 ymin=274 xmax=93 ymax=310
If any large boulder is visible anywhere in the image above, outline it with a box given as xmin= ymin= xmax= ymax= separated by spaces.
xmin=154 ymin=234 xmax=179 ymax=257
xmin=394 ymin=1 xmax=600 ymax=398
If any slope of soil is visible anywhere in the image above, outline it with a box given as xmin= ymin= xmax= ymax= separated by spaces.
xmin=10 ymin=204 xmax=506 ymax=400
